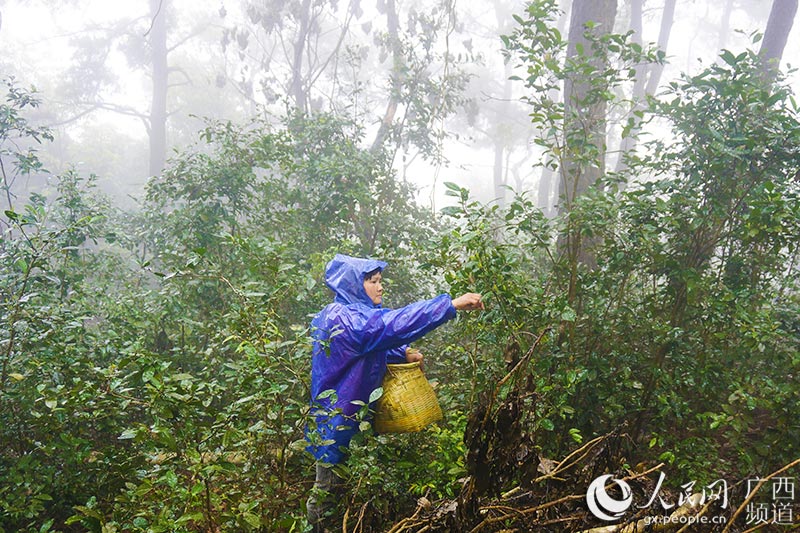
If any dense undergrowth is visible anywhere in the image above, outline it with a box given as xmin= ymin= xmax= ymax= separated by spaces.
xmin=2 ymin=8 xmax=800 ymax=532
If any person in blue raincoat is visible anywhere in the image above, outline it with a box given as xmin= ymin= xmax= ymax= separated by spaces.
xmin=305 ymin=254 xmax=483 ymax=526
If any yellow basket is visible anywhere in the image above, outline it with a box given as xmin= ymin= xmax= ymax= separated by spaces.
xmin=374 ymin=361 xmax=443 ymax=433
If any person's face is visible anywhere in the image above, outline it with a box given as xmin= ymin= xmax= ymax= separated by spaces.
xmin=363 ymin=271 xmax=383 ymax=305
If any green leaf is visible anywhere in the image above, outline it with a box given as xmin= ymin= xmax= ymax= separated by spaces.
xmin=317 ymin=389 xmax=336 ymax=400
xmin=242 ymin=513 xmax=261 ymax=528
xmin=368 ymin=387 xmax=383 ymax=403
xmin=72 ymin=505 xmax=103 ymax=520
xmin=440 ymin=206 xmax=462 ymax=217
xmin=163 ymin=469 xmax=178 ymax=487
xmin=176 ymin=512 xmax=204 ymax=525
xmin=118 ymin=428 xmax=137 ymax=440
xmin=719 ymin=49 xmax=736 ymax=66
xmin=560 ymin=306 xmax=577 ymax=322
xmin=191 ymin=482 xmax=205 ymax=496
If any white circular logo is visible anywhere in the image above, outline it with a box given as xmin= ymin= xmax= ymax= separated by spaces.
xmin=586 ymin=474 xmax=633 ymax=521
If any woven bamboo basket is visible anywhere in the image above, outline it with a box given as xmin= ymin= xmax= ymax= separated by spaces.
xmin=374 ymin=361 xmax=443 ymax=433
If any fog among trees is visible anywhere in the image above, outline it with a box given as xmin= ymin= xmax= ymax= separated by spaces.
xmin=2 ymin=0 xmax=794 ymax=208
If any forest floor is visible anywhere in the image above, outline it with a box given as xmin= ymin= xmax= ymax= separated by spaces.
xmin=368 ymin=386 xmax=800 ymax=533
xmin=378 ymin=429 xmax=800 ymax=533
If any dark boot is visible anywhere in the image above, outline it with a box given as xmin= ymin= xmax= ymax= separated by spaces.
xmin=306 ymin=464 xmax=343 ymax=529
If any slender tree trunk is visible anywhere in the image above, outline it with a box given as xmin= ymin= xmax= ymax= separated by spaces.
xmin=717 ymin=0 xmax=734 ymax=52
xmin=629 ymin=0 xmax=645 ymax=99
xmin=149 ymin=0 xmax=168 ymax=177
xmin=644 ymin=0 xmax=676 ymax=96
xmin=614 ymin=0 xmax=644 ymax=175
xmin=291 ymin=0 xmax=313 ymax=113
xmin=614 ymin=0 xmax=675 ymax=176
xmin=559 ymin=0 xmax=617 ymax=210
xmin=537 ymin=167 xmax=556 ymax=217
xmin=557 ymin=0 xmax=617 ymax=316
xmin=759 ymin=0 xmax=798 ymax=80
xmin=492 ymin=62 xmax=514 ymax=208
xmin=535 ymin=0 xmax=571 ymax=216
xmin=371 ymin=0 xmax=402 ymax=152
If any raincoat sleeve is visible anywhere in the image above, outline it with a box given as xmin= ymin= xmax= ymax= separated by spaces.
xmin=345 ymin=294 xmax=457 ymax=354
xmin=386 ymin=345 xmax=409 ymax=364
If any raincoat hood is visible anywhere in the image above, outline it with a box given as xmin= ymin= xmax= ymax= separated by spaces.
xmin=325 ymin=254 xmax=387 ymax=307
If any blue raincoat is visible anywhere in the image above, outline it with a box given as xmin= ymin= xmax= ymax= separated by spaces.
xmin=306 ymin=254 xmax=457 ymax=464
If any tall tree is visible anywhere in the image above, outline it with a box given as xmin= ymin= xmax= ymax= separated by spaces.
xmin=148 ymin=0 xmax=168 ymax=176
xmin=628 ymin=0 xmax=644 ymax=102
xmin=433 ymin=0 xmax=543 ymax=210
xmin=644 ymin=0 xmax=675 ymax=96
xmin=370 ymin=0 xmax=403 ymax=153
xmin=504 ymin=0 xmax=659 ymax=323
xmin=14 ymin=0 xmax=220 ymax=186
xmin=290 ymin=0 xmax=313 ymax=112
xmin=222 ymin=0 xmax=473 ymax=166
xmin=488 ymin=0 xmax=538 ymax=209
xmin=614 ymin=0 xmax=674 ymax=175
xmin=491 ymin=62 xmax=514 ymax=208
xmin=559 ymin=0 xmax=618 ymax=215
xmin=758 ymin=0 xmax=798 ymax=79
xmin=717 ymin=0 xmax=735 ymax=52
xmin=536 ymin=0 xmax=570 ymax=216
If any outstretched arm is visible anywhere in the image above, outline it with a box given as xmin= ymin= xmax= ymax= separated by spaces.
xmin=356 ymin=292 xmax=484 ymax=354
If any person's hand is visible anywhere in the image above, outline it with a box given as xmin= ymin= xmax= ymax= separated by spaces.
xmin=452 ymin=293 xmax=484 ymax=311
xmin=406 ymin=347 xmax=424 ymax=365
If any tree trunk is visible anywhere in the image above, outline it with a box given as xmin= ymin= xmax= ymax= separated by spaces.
xmin=371 ymin=0 xmax=402 ymax=152
xmin=149 ymin=0 xmax=168 ymax=177
xmin=537 ymin=167 xmax=556 ymax=217
xmin=614 ymin=0 xmax=675 ymax=175
xmin=291 ymin=0 xmax=313 ymax=113
xmin=628 ymin=0 xmax=645 ymax=108
xmin=717 ymin=0 xmax=734 ymax=52
xmin=557 ymin=0 xmax=617 ymax=314
xmin=644 ymin=0 xmax=676 ymax=96
xmin=559 ymin=0 xmax=617 ymax=213
xmin=759 ymin=0 xmax=798 ymax=80
xmin=492 ymin=62 xmax=514 ymax=209
xmin=614 ymin=0 xmax=644 ymax=175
